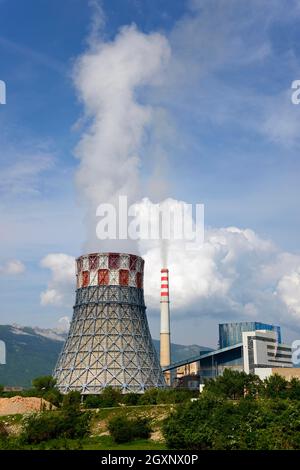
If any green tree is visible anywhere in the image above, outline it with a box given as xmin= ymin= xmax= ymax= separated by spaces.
xmin=243 ymin=373 xmax=263 ymax=398
xmin=108 ymin=415 xmax=152 ymax=444
xmin=163 ymin=394 xmax=300 ymax=450
xmin=122 ymin=393 xmax=140 ymax=406
xmin=131 ymin=417 xmax=152 ymax=439
xmin=139 ymin=388 xmax=159 ymax=405
xmin=21 ymin=409 xmax=91 ymax=444
xmin=44 ymin=389 xmax=63 ymax=407
xmin=82 ymin=388 xmax=123 ymax=408
xmin=98 ymin=386 xmax=122 ymax=407
xmin=204 ymin=369 xmax=247 ymax=399
xmin=84 ymin=394 xmax=102 ymax=409
xmin=289 ymin=378 xmax=300 ymax=400
xmin=62 ymin=391 xmax=82 ymax=411
xmin=263 ymin=374 xmax=288 ymax=399
xmin=163 ymin=395 xmax=220 ymax=449
xmin=108 ymin=416 xmax=134 ymax=444
xmin=32 ymin=375 xmax=57 ymax=392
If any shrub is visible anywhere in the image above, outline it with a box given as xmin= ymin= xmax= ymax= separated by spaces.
xmin=21 ymin=407 xmax=91 ymax=444
xmin=157 ymin=389 xmax=197 ymax=404
xmin=84 ymin=395 xmax=102 ymax=409
xmin=62 ymin=390 xmax=82 ymax=411
xmin=0 ymin=422 xmax=8 ymax=440
xmin=131 ymin=417 xmax=152 ymax=439
xmin=61 ymin=409 xmax=91 ymax=439
xmin=44 ymin=389 xmax=63 ymax=408
xmin=108 ymin=416 xmax=134 ymax=444
xmin=84 ymin=388 xmax=122 ymax=408
xmin=108 ymin=415 xmax=152 ymax=444
xmin=122 ymin=393 xmax=140 ymax=406
xmin=21 ymin=413 xmax=66 ymax=444
xmin=98 ymin=387 xmax=122 ymax=407
xmin=138 ymin=388 xmax=159 ymax=405
xmin=32 ymin=376 xmax=57 ymax=392
xmin=138 ymin=388 xmax=198 ymax=405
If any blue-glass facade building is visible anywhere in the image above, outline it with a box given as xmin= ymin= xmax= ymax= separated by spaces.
xmin=165 ymin=321 xmax=285 ymax=384
xmin=219 ymin=322 xmax=281 ymax=349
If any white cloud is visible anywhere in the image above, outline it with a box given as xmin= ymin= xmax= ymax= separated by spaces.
xmin=149 ymin=0 xmax=300 ymax=148
xmin=57 ymin=316 xmax=71 ymax=332
xmin=134 ymin=198 xmax=300 ymax=330
xmin=277 ymin=269 xmax=300 ymax=318
xmin=0 ymin=152 xmax=54 ymax=197
xmin=40 ymin=289 xmax=63 ymax=306
xmin=0 ymin=259 xmax=25 ymax=275
xmin=40 ymin=253 xmax=75 ymax=306
xmin=73 ymin=23 xmax=171 ymax=251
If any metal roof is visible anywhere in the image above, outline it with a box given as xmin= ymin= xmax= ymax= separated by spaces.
xmin=163 ymin=343 xmax=243 ymax=371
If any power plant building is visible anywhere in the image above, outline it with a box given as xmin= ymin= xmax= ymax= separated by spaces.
xmin=164 ymin=321 xmax=293 ymax=385
xmin=219 ymin=321 xmax=282 ymax=349
xmin=53 ymin=252 xmax=165 ymax=394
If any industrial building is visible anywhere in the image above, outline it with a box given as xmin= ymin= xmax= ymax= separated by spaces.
xmin=219 ymin=321 xmax=281 ymax=349
xmin=53 ymin=250 xmax=297 ymax=394
xmin=165 ymin=321 xmax=294 ymax=387
xmin=53 ymin=252 xmax=165 ymax=394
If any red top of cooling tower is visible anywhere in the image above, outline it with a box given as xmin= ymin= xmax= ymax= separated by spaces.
xmin=75 ymin=253 xmax=144 ymax=290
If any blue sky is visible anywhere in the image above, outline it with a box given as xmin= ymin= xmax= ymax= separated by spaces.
xmin=1 ymin=0 xmax=300 ymax=347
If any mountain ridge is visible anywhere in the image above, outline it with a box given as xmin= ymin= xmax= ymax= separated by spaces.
xmin=0 ymin=324 xmax=212 ymax=387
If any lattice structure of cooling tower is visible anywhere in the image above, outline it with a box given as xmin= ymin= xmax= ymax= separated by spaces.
xmin=53 ymin=252 xmax=165 ymax=394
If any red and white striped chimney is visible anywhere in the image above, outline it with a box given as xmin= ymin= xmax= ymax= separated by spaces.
xmin=160 ymin=268 xmax=171 ymax=370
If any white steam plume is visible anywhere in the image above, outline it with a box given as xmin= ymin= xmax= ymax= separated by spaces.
xmin=73 ymin=24 xmax=170 ymax=253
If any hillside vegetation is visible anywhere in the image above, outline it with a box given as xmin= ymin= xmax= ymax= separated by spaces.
xmin=1 ymin=371 xmax=300 ymax=450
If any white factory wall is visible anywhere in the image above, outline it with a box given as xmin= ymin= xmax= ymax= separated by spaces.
xmin=242 ymin=330 xmax=292 ymax=374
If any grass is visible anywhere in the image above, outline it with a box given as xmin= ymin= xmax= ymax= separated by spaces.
xmin=91 ymin=404 xmax=173 ymax=423
xmin=0 ymin=436 xmax=167 ymax=451
xmin=0 ymin=414 xmax=23 ymax=424
xmin=82 ymin=435 xmax=167 ymax=450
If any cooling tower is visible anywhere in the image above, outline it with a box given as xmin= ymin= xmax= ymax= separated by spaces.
xmin=53 ymin=253 xmax=165 ymax=394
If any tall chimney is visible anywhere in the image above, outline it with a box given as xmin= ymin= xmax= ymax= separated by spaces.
xmin=160 ymin=268 xmax=171 ymax=384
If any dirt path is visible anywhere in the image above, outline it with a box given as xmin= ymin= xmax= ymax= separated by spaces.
xmin=0 ymin=396 xmax=54 ymax=415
